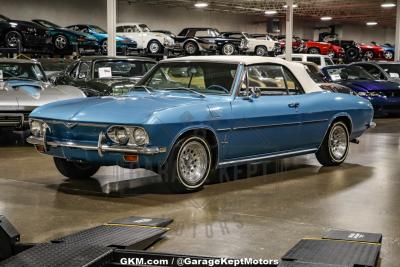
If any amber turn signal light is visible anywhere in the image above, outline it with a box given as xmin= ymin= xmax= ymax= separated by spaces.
xmin=124 ymin=154 xmax=138 ymax=162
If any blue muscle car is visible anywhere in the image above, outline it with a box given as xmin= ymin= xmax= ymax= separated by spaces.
xmin=322 ymin=65 xmax=400 ymax=115
xmin=27 ymin=56 xmax=375 ymax=193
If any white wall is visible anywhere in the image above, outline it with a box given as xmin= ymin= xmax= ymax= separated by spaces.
xmin=1 ymin=0 xmax=396 ymax=44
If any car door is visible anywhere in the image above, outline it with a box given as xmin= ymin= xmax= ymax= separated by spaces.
xmin=227 ymin=64 xmax=302 ymax=159
xmin=117 ymin=25 xmax=143 ymax=49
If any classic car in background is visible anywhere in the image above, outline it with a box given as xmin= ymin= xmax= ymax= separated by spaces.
xmin=322 ymin=64 xmax=400 ymax=115
xmin=276 ymin=35 xmax=306 ymax=53
xmin=277 ymin=53 xmax=334 ymax=68
xmin=32 ymin=19 xmax=99 ymax=55
xmin=326 ymin=37 xmax=362 ymax=62
xmin=304 ymin=40 xmax=345 ymax=60
xmin=351 ymin=61 xmax=400 ymax=84
xmin=0 ymin=14 xmax=51 ymax=52
xmin=300 ymin=62 xmax=354 ymax=94
xmin=222 ymin=32 xmax=279 ymax=56
xmin=174 ymin=28 xmax=247 ymax=55
xmin=116 ymin=23 xmax=175 ymax=55
xmin=27 ymin=56 xmax=374 ymax=192
xmin=380 ymin=43 xmax=395 ymax=60
xmin=358 ymin=42 xmax=384 ymax=60
xmin=66 ymin=24 xmax=137 ymax=55
xmin=152 ymin=30 xmax=176 ymax=39
xmin=0 ymin=58 xmax=85 ymax=130
xmin=53 ymin=56 xmax=156 ymax=96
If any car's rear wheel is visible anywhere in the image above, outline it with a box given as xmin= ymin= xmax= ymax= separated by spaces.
xmin=54 ymin=157 xmax=100 ymax=179
xmin=364 ymin=50 xmax=375 ymax=60
xmin=345 ymin=47 xmax=360 ymax=61
xmin=53 ymin=34 xmax=69 ymax=51
xmin=222 ymin=43 xmax=235 ymax=55
xmin=184 ymin=41 xmax=199 ymax=55
xmin=161 ymin=136 xmax=212 ymax=193
xmin=308 ymin=47 xmax=320 ymax=54
xmin=101 ymin=39 xmax=108 ymax=54
xmin=255 ymin=46 xmax=267 ymax=56
xmin=316 ymin=121 xmax=350 ymax=166
xmin=147 ymin=40 xmax=162 ymax=54
xmin=5 ymin=31 xmax=22 ymax=48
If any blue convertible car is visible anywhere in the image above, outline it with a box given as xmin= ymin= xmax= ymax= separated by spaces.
xmin=27 ymin=56 xmax=375 ymax=192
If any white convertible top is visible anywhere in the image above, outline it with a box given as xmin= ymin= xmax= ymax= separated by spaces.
xmin=161 ymin=56 xmax=322 ymax=93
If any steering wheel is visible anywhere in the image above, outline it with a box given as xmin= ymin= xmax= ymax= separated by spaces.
xmin=206 ymin=84 xmax=229 ymax=93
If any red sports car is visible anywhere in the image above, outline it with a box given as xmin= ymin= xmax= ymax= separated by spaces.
xmin=278 ymin=36 xmax=305 ymax=53
xmin=306 ymin=40 xmax=345 ymax=60
xmin=358 ymin=43 xmax=384 ymax=60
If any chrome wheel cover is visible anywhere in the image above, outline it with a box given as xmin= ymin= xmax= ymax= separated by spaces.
xmin=256 ymin=47 xmax=266 ymax=56
xmin=329 ymin=124 xmax=348 ymax=160
xmin=55 ymin=35 xmax=67 ymax=49
xmin=149 ymin=42 xmax=160 ymax=54
xmin=365 ymin=51 xmax=374 ymax=59
xmin=309 ymin=48 xmax=319 ymax=54
xmin=6 ymin=32 xmax=20 ymax=48
xmin=177 ymin=139 xmax=209 ymax=187
xmin=185 ymin=43 xmax=196 ymax=54
xmin=223 ymin=44 xmax=235 ymax=55
xmin=384 ymin=51 xmax=394 ymax=60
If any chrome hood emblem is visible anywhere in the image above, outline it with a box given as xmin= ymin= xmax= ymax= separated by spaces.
xmin=64 ymin=122 xmax=78 ymax=129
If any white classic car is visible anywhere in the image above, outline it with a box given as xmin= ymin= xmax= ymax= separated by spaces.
xmin=116 ymin=23 xmax=175 ymax=54
xmin=222 ymin=32 xmax=280 ymax=56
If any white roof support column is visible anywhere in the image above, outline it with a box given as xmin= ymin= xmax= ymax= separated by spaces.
xmin=107 ymin=0 xmax=117 ymax=57
xmin=395 ymin=0 xmax=400 ymax=61
xmin=285 ymin=0 xmax=294 ymax=61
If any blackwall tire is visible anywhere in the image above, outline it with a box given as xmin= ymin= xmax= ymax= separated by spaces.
xmin=222 ymin=43 xmax=235 ymax=55
xmin=308 ymin=47 xmax=320 ymax=54
xmin=255 ymin=46 xmax=267 ymax=56
xmin=161 ymin=136 xmax=212 ymax=193
xmin=54 ymin=157 xmax=100 ymax=179
xmin=184 ymin=41 xmax=199 ymax=55
xmin=53 ymin=34 xmax=69 ymax=51
xmin=316 ymin=121 xmax=350 ymax=166
xmin=147 ymin=40 xmax=162 ymax=54
xmin=5 ymin=31 xmax=22 ymax=48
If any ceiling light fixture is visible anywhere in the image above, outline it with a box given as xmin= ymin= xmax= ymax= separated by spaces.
xmin=366 ymin=21 xmax=378 ymax=26
xmin=381 ymin=2 xmax=396 ymax=8
xmin=265 ymin=10 xmax=278 ymax=15
xmin=320 ymin=16 xmax=332 ymax=21
xmin=194 ymin=2 xmax=208 ymax=8
xmin=283 ymin=4 xmax=298 ymax=8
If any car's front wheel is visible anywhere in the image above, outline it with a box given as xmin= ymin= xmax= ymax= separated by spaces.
xmin=5 ymin=31 xmax=22 ymax=48
xmin=255 ymin=46 xmax=267 ymax=56
xmin=147 ymin=40 xmax=162 ymax=54
xmin=308 ymin=47 xmax=320 ymax=54
xmin=161 ymin=136 xmax=212 ymax=193
xmin=222 ymin=43 xmax=235 ymax=55
xmin=316 ymin=121 xmax=350 ymax=166
xmin=384 ymin=50 xmax=394 ymax=60
xmin=54 ymin=157 xmax=100 ymax=179
xmin=364 ymin=50 xmax=375 ymax=60
xmin=53 ymin=34 xmax=70 ymax=52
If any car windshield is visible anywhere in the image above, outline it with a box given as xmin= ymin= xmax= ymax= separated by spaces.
xmin=139 ymin=24 xmax=151 ymax=32
xmin=326 ymin=66 xmax=375 ymax=81
xmin=37 ymin=20 xmax=59 ymax=28
xmin=93 ymin=60 xmax=155 ymax=79
xmin=0 ymin=63 xmax=47 ymax=82
xmin=304 ymin=65 xmax=325 ymax=83
xmin=138 ymin=62 xmax=238 ymax=95
xmin=90 ymin=25 xmax=107 ymax=34
xmin=379 ymin=64 xmax=400 ymax=78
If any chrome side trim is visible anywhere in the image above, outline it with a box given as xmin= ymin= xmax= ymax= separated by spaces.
xmin=233 ymin=121 xmax=301 ymax=131
xmin=218 ymin=148 xmax=317 ymax=167
xmin=26 ymin=136 xmax=166 ymax=155
xmin=302 ymin=118 xmax=329 ymax=124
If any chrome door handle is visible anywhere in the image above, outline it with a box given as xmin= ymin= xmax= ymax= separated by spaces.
xmin=288 ymin=102 xmax=300 ymax=108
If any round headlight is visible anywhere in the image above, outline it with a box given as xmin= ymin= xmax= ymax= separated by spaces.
xmin=107 ymin=126 xmax=129 ymax=145
xmin=133 ymin=128 xmax=149 ymax=145
xmin=30 ymin=120 xmax=42 ymax=137
xmin=357 ymin=91 xmax=368 ymax=97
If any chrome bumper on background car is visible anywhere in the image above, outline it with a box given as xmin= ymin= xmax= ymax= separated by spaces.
xmin=26 ymin=135 xmax=166 ymax=155
xmin=0 ymin=113 xmax=29 ymax=128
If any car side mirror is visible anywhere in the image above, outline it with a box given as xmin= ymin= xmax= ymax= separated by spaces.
xmin=78 ymin=73 xmax=87 ymax=79
xmin=242 ymin=87 xmax=261 ymax=100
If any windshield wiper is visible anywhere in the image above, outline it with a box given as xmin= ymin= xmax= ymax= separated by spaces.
xmin=167 ymin=87 xmax=206 ymax=98
xmin=133 ymin=85 xmax=154 ymax=95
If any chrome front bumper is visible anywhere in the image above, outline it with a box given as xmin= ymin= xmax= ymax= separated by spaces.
xmin=27 ymin=135 xmax=166 ymax=156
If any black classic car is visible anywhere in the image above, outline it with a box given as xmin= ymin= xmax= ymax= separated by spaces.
xmin=32 ymin=19 xmax=99 ymax=55
xmin=174 ymin=27 xmax=247 ymax=55
xmin=53 ymin=56 xmax=156 ymax=96
xmin=0 ymin=14 xmax=51 ymax=52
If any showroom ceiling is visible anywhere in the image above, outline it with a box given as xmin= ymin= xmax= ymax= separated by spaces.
xmin=125 ymin=0 xmax=396 ymax=26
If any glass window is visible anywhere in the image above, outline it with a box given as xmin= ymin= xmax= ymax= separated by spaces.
xmin=380 ymin=64 xmax=400 ymax=78
xmin=307 ymin=56 xmax=321 ymax=65
xmin=139 ymin=24 xmax=151 ymax=32
xmin=93 ymin=60 xmax=155 ymax=78
xmin=141 ymin=62 xmax=238 ymax=95
xmin=291 ymin=57 xmax=302 ymax=62
xmin=325 ymin=58 xmax=334 ymax=65
xmin=283 ymin=67 xmax=304 ymax=95
xmin=246 ymin=65 xmax=288 ymax=96
xmin=359 ymin=64 xmax=384 ymax=79
xmin=0 ymin=63 xmax=47 ymax=82
xmin=69 ymin=62 xmax=79 ymax=78
xmin=117 ymin=25 xmax=140 ymax=33
xmin=78 ymin=62 xmax=91 ymax=79
xmin=326 ymin=66 xmax=374 ymax=81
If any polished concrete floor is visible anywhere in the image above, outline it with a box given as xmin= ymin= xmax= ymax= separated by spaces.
xmin=0 ymin=118 xmax=399 ymax=266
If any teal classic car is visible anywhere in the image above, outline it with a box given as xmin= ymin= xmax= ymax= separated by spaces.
xmin=32 ymin=19 xmax=99 ymax=55
xmin=27 ymin=56 xmax=375 ymax=193
xmin=66 ymin=24 xmax=137 ymax=55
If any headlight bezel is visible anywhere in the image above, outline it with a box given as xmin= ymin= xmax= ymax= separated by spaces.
xmin=106 ymin=125 xmax=149 ymax=146
xmin=29 ymin=119 xmax=48 ymax=138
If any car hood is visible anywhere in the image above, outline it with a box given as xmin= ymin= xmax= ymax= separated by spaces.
xmin=338 ymin=79 xmax=400 ymax=91
xmin=0 ymin=80 xmax=85 ymax=110
xmin=30 ymin=92 xmax=211 ymax=124
xmin=8 ymin=19 xmax=48 ymax=31
xmin=57 ymin=28 xmax=96 ymax=40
